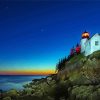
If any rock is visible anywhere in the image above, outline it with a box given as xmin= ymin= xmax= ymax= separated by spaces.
xmin=6 ymin=89 xmax=19 ymax=99
xmin=3 ymin=97 xmax=11 ymax=100
xmin=71 ymin=85 xmax=94 ymax=100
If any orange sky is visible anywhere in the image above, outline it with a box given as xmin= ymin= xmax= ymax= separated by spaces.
xmin=0 ymin=69 xmax=55 ymax=75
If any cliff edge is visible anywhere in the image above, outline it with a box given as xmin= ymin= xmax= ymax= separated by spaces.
xmin=2 ymin=50 xmax=100 ymax=100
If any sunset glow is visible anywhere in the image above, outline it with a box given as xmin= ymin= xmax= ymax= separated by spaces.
xmin=0 ymin=69 xmax=55 ymax=75
xmin=0 ymin=1 xmax=100 ymax=75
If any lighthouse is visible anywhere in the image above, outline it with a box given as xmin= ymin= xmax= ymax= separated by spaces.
xmin=81 ymin=31 xmax=90 ymax=54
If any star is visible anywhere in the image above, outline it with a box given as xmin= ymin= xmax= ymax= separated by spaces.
xmin=40 ymin=28 xmax=44 ymax=32
xmin=5 ymin=6 xmax=8 ymax=9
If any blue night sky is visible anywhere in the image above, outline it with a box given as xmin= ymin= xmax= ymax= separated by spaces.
xmin=0 ymin=0 xmax=100 ymax=74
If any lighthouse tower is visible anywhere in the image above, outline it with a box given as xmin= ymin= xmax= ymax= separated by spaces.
xmin=81 ymin=31 xmax=90 ymax=54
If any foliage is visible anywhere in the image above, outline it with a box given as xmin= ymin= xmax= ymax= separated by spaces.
xmin=56 ymin=53 xmax=84 ymax=72
xmin=56 ymin=57 xmax=68 ymax=72
xmin=89 ymin=50 xmax=100 ymax=60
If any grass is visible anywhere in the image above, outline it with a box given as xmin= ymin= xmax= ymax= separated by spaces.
xmin=69 ymin=53 xmax=84 ymax=64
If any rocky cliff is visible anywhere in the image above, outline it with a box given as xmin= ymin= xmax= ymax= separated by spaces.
xmin=2 ymin=50 xmax=100 ymax=100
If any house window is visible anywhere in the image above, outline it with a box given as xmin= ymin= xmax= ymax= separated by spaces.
xmin=95 ymin=41 xmax=99 ymax=46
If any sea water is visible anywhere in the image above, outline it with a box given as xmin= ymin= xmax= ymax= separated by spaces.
xmin=0 ymin=75 xmax=46 ymax=91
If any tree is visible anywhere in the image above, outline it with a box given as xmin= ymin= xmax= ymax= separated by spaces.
xmin=56 ymin=57 xmax=68 ymax=72
xmin=75 ymin=43 xmax=81 ymax=54
xmin=70 ymin=47 xmax=75 ymax=57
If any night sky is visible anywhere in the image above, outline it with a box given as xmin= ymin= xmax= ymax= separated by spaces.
xmin=0 ymin=0 xmax=100 ymax=75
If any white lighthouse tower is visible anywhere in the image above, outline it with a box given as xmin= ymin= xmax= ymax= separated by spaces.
xmin=81 ymin=31 xmax=90 ymax=54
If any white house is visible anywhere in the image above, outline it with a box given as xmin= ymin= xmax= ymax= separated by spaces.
xmin=81 ymin=31 xmax=100 ymax=56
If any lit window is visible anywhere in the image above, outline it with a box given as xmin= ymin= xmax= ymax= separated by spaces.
xmin=95 ymin=41 xmax=99 ymax=46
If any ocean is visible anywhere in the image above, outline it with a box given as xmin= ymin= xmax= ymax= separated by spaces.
xmin=0 ymin=75 xmax=47 ymax=91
